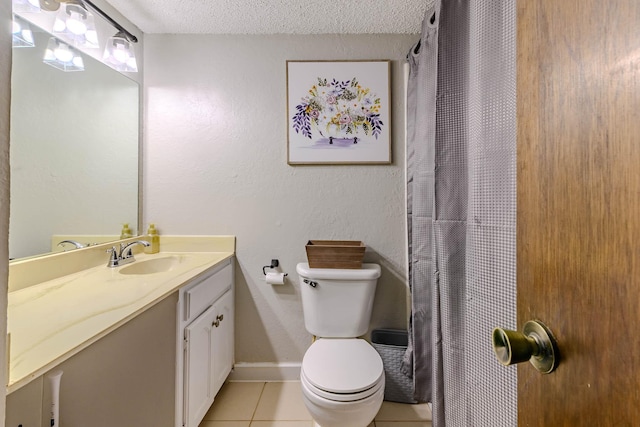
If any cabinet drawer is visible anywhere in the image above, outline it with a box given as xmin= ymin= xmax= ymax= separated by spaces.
xmin=185 ymin=264 xmax=232 ymax=322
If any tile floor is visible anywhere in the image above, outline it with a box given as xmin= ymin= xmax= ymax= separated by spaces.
xmin=199 ymin=381 xmax=432 ymax=427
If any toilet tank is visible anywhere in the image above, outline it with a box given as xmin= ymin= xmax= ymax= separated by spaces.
xmin=296 ymin=263 xmax=381 ymax=338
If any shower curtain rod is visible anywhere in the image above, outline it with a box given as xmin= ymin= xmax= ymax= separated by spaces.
xmin=81 ymin=0 xmax=138 ymax=43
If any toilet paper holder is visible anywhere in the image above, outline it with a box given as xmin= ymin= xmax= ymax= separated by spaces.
xmin=262 ymin=259 xmax=288 ymax=277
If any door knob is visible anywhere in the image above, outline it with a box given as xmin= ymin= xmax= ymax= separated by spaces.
xmin=492 ymin=320 xmax=559 ymax=374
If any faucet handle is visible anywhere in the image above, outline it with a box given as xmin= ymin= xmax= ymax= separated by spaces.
xmin=106 ymin=247 xmax=119 ymax=267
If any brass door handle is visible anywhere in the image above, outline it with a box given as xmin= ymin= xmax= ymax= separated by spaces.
xmin=492 ymin=320 xmax=559 ymax=374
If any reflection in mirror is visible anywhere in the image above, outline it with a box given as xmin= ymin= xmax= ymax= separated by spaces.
xmin=9 ymin=26 xmax=139 ymax=260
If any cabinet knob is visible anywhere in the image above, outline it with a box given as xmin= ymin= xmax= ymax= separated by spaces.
xmin=212 ymin=314 xmax=224 ymax=328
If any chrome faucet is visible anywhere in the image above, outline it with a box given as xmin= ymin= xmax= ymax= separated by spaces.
xmin=106 ymin=240 xmax=150 ymax=268
xmin=57 ymin=240 xmax=86 ymax=249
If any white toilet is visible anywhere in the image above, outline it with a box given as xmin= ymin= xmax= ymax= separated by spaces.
xmin=296 ymin=262 xmax=385 ymax=427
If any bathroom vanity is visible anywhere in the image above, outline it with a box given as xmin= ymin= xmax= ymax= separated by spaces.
xmin=6 ymin=236 xmax=235 ymax=427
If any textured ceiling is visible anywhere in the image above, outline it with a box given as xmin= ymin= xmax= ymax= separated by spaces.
xmin=104 ymin=0 xmax=431 ymax=35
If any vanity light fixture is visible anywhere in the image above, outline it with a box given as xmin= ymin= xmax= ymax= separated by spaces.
xmin=23 ymin=0 xmax=139 ymax=73
xmin=11 ymin=0 xmax=41 ymax=14
xmin=52 ymin=0 xmax=99 ymax=48
xmin=81 ymin=0 xmax=139 ymax=73
xmin=102 ymin=31 xmax=138 ymax=72
xmin=43 ymin=36 xmax=85 ymax=72
xmin=12 ymin=15 xmax=35 ymax=48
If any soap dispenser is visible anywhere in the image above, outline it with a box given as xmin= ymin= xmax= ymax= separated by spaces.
xmin=144 ymin=223 xmax=160 ymax=254
xmin=120 ymin=223 xmax=133 ymax=239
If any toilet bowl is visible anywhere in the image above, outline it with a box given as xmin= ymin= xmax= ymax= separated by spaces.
xmin=300 ymin=338 xmax=385 ymax=427
xmin=297 ymin=263 xmax=384 ymax=427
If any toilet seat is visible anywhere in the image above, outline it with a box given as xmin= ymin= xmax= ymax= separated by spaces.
xmin=301 ymin=338 xmax=384 ymax=402
xmin=301 ymin=368 xmax=384 ymax=403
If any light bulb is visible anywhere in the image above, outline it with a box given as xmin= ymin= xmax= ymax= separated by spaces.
xmin=103 ymin=34 xmax=138 ymax=72
xmin=52 ymin=3 xmax=98 ymax=48
xmin=113 ymin=48 xmax=129 ymax=64
xmin=72 ymin=55 xmax=84 ymax=68
xmin=43 ymin=37 xmax=84 ymax=71
xmin=66 ymin=12 xmax=87 ymax=35
xmin=54 ymin=45 xmax=73 ymax=63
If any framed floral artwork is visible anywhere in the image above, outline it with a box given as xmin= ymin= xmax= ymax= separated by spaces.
xmin=286 ymin=60 xmax=391 ymax=165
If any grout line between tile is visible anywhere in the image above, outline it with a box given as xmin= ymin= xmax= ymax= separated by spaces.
xmin=250 ymin=382 xmax=267 ymax=421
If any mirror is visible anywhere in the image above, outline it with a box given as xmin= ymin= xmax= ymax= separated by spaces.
xmin=9 ymin=23 xmax=139 ymax=260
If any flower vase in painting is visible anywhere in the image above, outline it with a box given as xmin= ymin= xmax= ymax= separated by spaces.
xmin=292 ymin=77 xmax=384 ymax=146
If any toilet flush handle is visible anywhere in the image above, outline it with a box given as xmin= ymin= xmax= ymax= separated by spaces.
xmin=303 ymin=279 xmax=318 ymax=288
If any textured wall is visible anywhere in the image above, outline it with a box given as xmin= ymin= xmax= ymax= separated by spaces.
xmin=144 ymin=34 xmax=417 ymax=364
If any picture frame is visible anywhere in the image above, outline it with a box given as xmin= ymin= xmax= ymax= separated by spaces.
xmin=286 ymin=60 xmax=391 ymax=165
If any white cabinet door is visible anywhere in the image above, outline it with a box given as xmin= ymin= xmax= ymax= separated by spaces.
xmin=183 ymin=288 xmax=234 ymax=427
xmin=184 ymin=303 xmax=216 ymax=427
xmin=211 ymin=289 xmax=234 ymax=397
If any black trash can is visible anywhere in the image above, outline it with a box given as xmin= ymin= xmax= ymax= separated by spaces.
xmin=371 ymin=329 xmax=417 ymax=404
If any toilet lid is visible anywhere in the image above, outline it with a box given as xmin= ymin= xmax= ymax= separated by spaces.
xmin=302 ymin=339 xmax=384 ymax=394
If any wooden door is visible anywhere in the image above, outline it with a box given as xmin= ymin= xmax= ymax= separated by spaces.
xmin=517 ymin=0 xmax=640 ymax=425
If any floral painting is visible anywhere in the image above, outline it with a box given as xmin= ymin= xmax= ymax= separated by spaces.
xmin=287 ymin=60 xmax=391 ymax=164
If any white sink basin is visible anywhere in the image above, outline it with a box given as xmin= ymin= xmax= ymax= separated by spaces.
xmin=119 ymin=256 xmax=180 ymax=275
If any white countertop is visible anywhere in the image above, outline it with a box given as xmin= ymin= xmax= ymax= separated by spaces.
xmin=7 ymin=249 xmax=233 ymax=393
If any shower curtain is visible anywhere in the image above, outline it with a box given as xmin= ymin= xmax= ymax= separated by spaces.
xmin=405 ymin=1 xmax=517 ymax=425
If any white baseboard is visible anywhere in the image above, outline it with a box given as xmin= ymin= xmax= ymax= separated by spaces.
xmin=228 ymin=362 xmax=301 ymax=382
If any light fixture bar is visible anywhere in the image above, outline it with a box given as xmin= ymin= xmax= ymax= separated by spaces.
xmin=81 ymin=0 xmax=138 ymax=43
